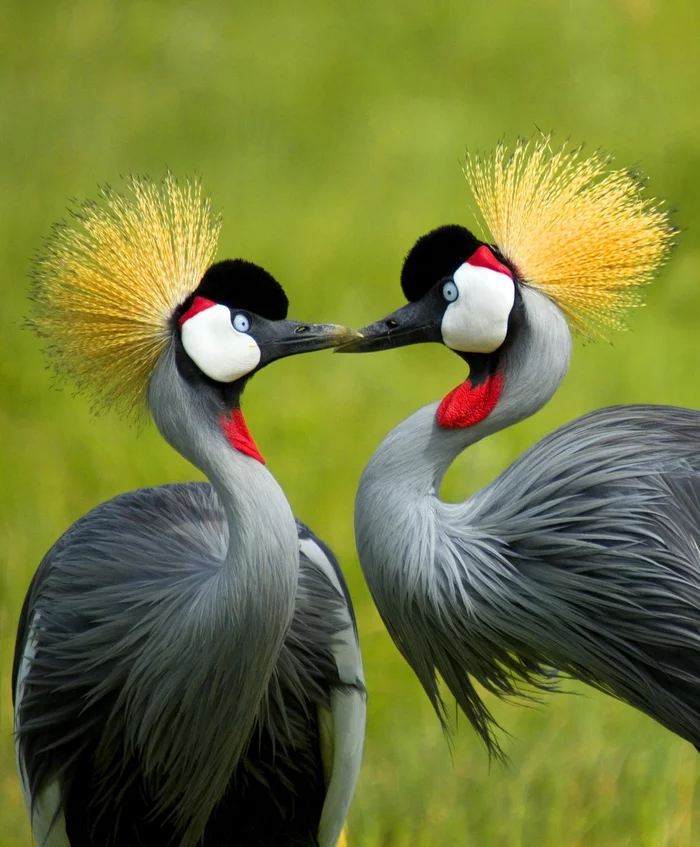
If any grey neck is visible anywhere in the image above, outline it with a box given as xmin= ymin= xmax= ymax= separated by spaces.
xmin=360 ymin=287 xmax=573 ymax=499
xmin=143 ymin=343 xmax=300 ymax=841
xmin=148 ymin=344 xmax=299 ymax=598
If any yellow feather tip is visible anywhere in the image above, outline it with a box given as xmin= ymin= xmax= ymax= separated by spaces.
xmin=463 ymin=135 xmax=676 ymax=337
xmin=30 ymin=173 xmax=221 ymax=414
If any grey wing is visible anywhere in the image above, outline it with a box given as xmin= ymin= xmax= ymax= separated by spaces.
xmin=14 ymin=484 xmax=364 ymax=847
xmin=431 ymin=405 xmax=700 ymax=751
xmin=296 ymin=521 xmax=365 ymax=847
xmin=13 ymin=481 xmax=227 ymax=845
xmin=14 ymin=593 xmax=68 ymax=846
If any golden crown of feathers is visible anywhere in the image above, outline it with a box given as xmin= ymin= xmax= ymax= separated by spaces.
xmin=463 ymin=135 xmax=676 ymax=335
xmin=31 ymin=174 xmax=221 ymax=415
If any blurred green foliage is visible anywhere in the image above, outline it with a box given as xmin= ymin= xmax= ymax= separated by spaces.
xmin=2 ymin=0 xmax=700 ymax=844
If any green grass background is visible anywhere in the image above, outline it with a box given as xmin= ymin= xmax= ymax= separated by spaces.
xmin=2 ymin=0 xmax=700 ymax=844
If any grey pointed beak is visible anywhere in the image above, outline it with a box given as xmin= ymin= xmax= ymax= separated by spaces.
xmin=259 ymin=320 xmax=361 ymax=364
xmin=336 ymin=299 xmax=443 ymax=353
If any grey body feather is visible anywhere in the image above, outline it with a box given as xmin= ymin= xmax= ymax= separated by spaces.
xmin=356 ymin=286 xmax=700 ymax=754
xmin=15 ymin=485 xmax=363 ymax=845
xmin=15 ymin=342 xmax=364 ymax=846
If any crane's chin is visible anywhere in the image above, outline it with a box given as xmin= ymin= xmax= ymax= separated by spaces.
xmin=437 ymin=372 xmax=504 ymax=429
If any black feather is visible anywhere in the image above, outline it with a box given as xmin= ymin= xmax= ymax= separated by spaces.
xmin=400 ymin=225 xmax=483 ymax=302
xmin=180 ymin=259 xmax=289 ymax=321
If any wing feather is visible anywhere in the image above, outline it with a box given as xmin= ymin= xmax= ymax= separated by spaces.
xmin=426 ymin=404 xmax=700 ymax=751
xmin=297 ymin=529 xmax=365 ymax=847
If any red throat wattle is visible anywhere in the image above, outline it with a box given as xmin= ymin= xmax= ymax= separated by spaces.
xmin=220 ymin=410 xmax=266 ymax=464
xmin=437 ymin=373 xmax=504 ymax=429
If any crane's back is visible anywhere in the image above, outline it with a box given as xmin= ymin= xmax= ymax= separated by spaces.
xmin=14 ymin=482 xmax=357 ymax=846
xmin=357 ymin=403 xmax=700 ymax=753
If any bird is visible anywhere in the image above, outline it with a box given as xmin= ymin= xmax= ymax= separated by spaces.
xmin=13 ymin=174 xmax=365 ymax=847
xmin=337 ymin=135 xmax=696 ymax=759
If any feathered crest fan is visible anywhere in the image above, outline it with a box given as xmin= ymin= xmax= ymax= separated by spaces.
xmin=463 ymin=134 xmax=676 ymax=335
xmin=30 ymin=173 xmax=221 ymax=414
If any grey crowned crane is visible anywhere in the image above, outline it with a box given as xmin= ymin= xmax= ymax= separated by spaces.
xmin=339 ymin=137 xmax=692 ymax=758
xmin=13 ymin=175 xmax=365 ymax=847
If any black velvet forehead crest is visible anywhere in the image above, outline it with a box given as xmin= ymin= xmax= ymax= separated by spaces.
xmin=186 ymin=259 xmax=289 ymax=320
xmin=400 ymin=225 xmax=484 ymax=302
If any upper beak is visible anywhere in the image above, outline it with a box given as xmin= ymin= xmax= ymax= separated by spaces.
xmin=260 ymin=320 xmax=361 ymax=363
xmin=336 ymin=299 xmax=442 ymax=353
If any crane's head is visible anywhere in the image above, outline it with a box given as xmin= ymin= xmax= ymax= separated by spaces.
xmin=340 ymin=135 xmax=675 ymax=427
xmin=174 ymin=258 xmax=353 ymax=386
xmin=30 ymin=174 xmax=355 ymax=462
xmin=345 ymin=223 xmax=517 ymax=356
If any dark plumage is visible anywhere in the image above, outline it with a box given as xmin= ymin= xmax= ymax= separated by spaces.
xmin=184 ymin=259 xmax=289 ymax=322
xmin=400 ymin=225 xmax=483 ymax=301
xmin=14 ymin=484 xmax=362 ymax=846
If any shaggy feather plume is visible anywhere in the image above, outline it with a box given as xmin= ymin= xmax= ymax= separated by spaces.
xmin=463 ymin=135 xmax=676 ymax=335
xmin=30 ymin=173 xmax=221 ymax=414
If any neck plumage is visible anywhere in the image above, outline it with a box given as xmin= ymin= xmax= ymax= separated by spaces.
xmin=360 ymin=287 xmax=572 ymax=499
xmin=144 ymin=344 xmax=299 ymax=843
xmin=149 ymin=345 xmax=299 ymax=608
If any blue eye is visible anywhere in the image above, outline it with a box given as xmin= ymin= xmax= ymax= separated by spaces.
xmin=232 ymin=313 xmax=250 ymax=333
xmin=442 ymin=281 xmax=459 ymax=303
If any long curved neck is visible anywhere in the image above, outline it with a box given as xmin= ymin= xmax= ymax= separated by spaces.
xmin=360 ymin=287 xmax=573 ymax=500
xmin=144 ymin=344 xmax=299 ymax=840
xmin=148 ymin=345 xmax=298 ymax=591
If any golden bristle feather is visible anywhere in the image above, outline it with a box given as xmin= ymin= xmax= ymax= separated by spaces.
xmin=30 ymin=173 xmax=221 ymax=414
xmin=463 ymin=135 xmax=676 ymax=336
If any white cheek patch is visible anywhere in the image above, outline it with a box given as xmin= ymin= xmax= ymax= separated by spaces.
xmin=181 ymin=304 xmax=261 ymax=382
xmin=441 ymin=264 xmax=515 ymax=353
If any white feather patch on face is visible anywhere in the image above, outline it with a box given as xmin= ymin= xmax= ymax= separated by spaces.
xmin=440 ymin=263 xmax=515 ymax=353
xmin=180 ymin=304 xmax=261 ymax=382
